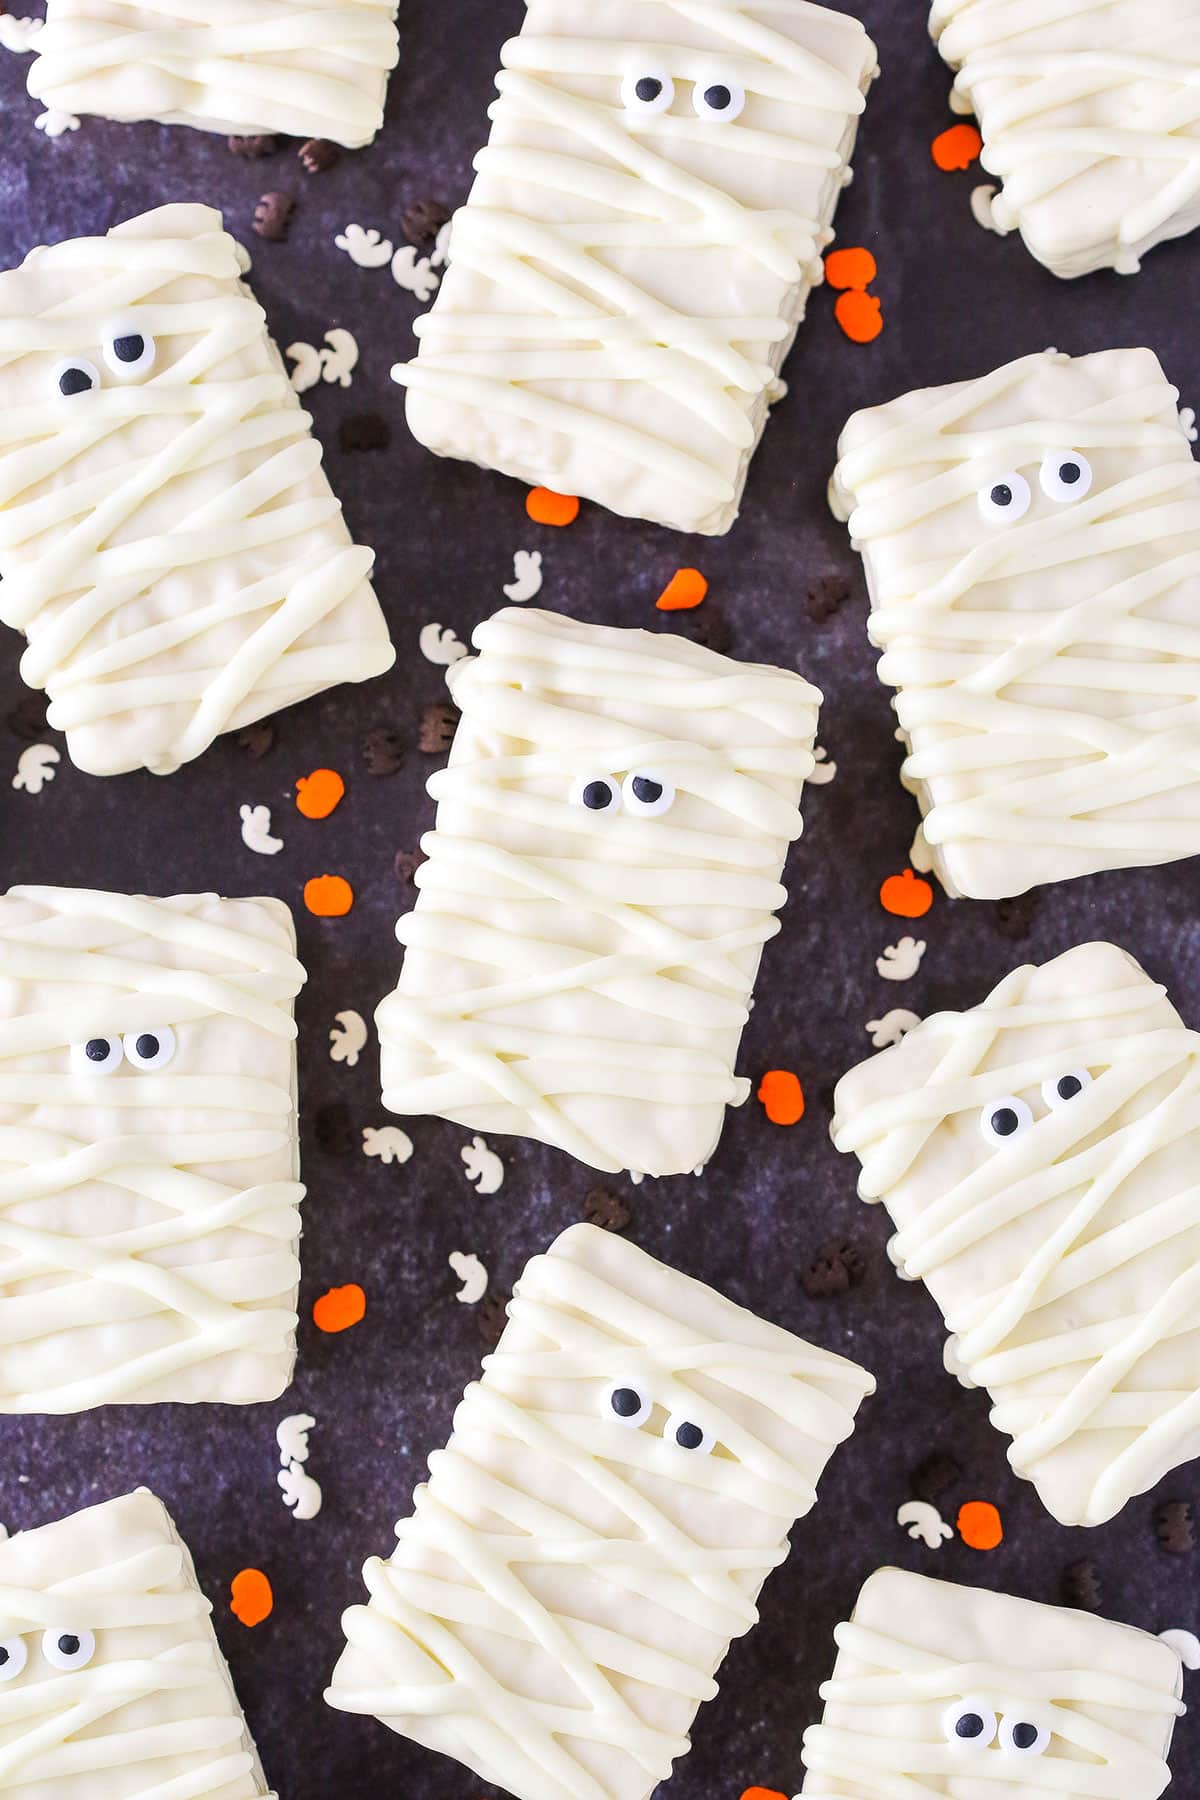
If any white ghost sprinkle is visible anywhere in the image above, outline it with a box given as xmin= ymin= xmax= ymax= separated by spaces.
xmin=11 ymin=743 xmax=59 ymax=794
xmin=329 ymin=1009 xmax=368 ymax=1067
xmin=362 ymin=1125 xmax=414 ymax=1165
xmin=896 ymin=1499 xmax=954 ymax=1549
xmin=278 ymin=1460 xmax=323 ymax=1521
xmin=461 ymin=1134 xmax=504 ymax=1194
xmin=877 ymin=937 xmax=926 ymax=982
xmin=391 ymin=245 xmax=439 ymax=302
xmin=239 ymin=802 xmax=283 ymax=855
xmin=503 ymin=549 xmax=544 ymax=603
xmin=448 ymin=1250 xmax=488 ymax=1304
xmin=334 ymin=223 xmax=394 ymax=268
xmin=276 ymin=1412 xmax=315 ymax=1466
xmin=866 ymin=1007 xmax=922 ymax=1048
xmin=419 ymin=622 xmax=468 ymax=665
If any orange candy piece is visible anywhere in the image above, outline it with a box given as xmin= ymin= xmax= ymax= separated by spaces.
xmin=880 ymin=868 xmax=934 ymax=920
xmin=656 ymin=568 xmax=708 ymax=611
xmin=824 ymin=246 xmax=877 ymax=291
xmin=957 ymin=1499 xmax=1004 ymax=1550
xmin=526 ymin=487 xmax=580 ymax=527
xmin=295 ymin=768 xmax=345 ymax=820
xmin=304 ymin=873 xmax=353 ymax=917
xmin=835 ymin=289 xmax=883 ymax=344
xmin=757 ymin=1069 xmax=805 ymax=1126
xmin=741 ymin=1791 xmax=789 ymax=1800
xmin=313 ymin=1282 xmax=366 ymax=1333
xmin=230 ymin=1568 xmax=274 ymax=1627
xmin=932 ymin=122 xmax=983 ymax=171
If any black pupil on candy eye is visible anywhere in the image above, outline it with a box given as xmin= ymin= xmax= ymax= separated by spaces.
xmin=582 ymin=780 xmax=613 ymax=810
xmin=112 ymin=333 xmax=145 ymax=364
xmin=956 ymin=1712 xmax=985 ymax=1740
xmin=674 ymin=1420 xmax=704 ymax=1450
xmin=0 ymin=1648 xmax=9 ymax=1667
xmin=631 ymin=776 xmax=663 ymax=806
xmin=1011 ymin=1721 xmax=1039 ymax=1750
xmin=990 ymin=483 xmax=1013 ymax=508
xmin=59 ymin=366 xmax=93 ymax=396
xmin=135 ymin=1034 xmax=160 ymax=1061
xmin=85 ymin=1038 xmax=111 ymax=1062
xmin=1056 ymin=1074 xmax=1083 ymax=1101
xmin=704 ymin=84 xmax=732 ymax=111
xmin=1058 ymin=461 xmax=1081 ymax=485
xmin=610 ymin=1387 xmax=641 ymax=1418
xmin=635 ymin=76 xmax=662 ymax=103
xmin=57 ymin=1636 xmax=80 ymax=1658
xmin=991 ymin=1106 xmax=1020 ymax=1137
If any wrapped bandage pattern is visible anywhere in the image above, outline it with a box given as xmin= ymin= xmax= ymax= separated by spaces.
xmin=25 ymin=0 xmax=400 ymax=146
xmin=831 ymin=346 xmax=1200 ymax=901
xmin=833 ymin=941 xmax=1200 ymax=1528
xmin=394 ymin=0 xmax=878 ymax=534
xmin=801 ymin=1568 xmax=1183 ymax=1798
xmin=375 ymin=606 xmax=822 ymax=1178
xmin=0 ymin=203 xmax=394 ymax=778
xmin=0 ymin=884 xmax=307 ymax=1412
xmin=327 ymin=1223 xmax=875 ymax=1800
xmin=0 ymin=1490 xmax=275 ymax=1797
xmin=931 ymin=0 xmax=1200 ymax=280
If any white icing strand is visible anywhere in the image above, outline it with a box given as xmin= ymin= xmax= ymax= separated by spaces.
xmin=328 ymin=1223 xmax=874 ymax=1800
xmin=25 ymin=0 xmax=399 ymax=146
xmin=930 ymin=0 xmax=1200 ymax=278
xmin=375 ymin=607 xmax=820 ymax=1177
xmin=0 ymin=203 xmax=394 ymax=778
xmin=0 ymin=885 xmax=307 ymax=1412
xmin=393 ymin=1 xmax=876 ymax=534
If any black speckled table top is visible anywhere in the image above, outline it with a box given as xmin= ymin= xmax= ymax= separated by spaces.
xmin=1 ymin=3 xmax=1199 ymax=1795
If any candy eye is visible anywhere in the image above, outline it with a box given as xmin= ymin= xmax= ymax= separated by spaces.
xmin=52 ymin=357 xmax=100 ymax=398
xmin=693 ymin=73 xmax=746 ymax=122
xmin=103 ymin=324 xmax=156 ymax=378
xmin=1041 ymin=1067 xmax=1092 ymax=1109
xmin=979 ymin=1095 xmax=1034 ymax=1147
xmin=123 ymin=1025 xmax=176 ymax=1071
xmin=41 ymin=1628 xmax=95 ymax=1672
xmin=605 ymin=1382 xmax=652 ymax=1428
xmin=999 ymin=1715 xmax=1050 ymax=1756
xmin=70 ymin=1035 xmax=123 ymax=1076
xmin=0 ymin=1638 xmax=28 ymax=1684
xmin=944 ymin=1698 xmax=998 ymax=1748
xmin=570 ymin=774 xmax=621 ymax=815
xmin=621 ymin=67 xmax=675 ymax=116
xmin=978 ymin=471 xmax=1031 ymax=524
xmin=622 ymin=771 xmax=675 ymax=817
xmin=1040 ymin=451 xmax=1092 ymax=504
xmin=664 ymin=1412 xmax=715 ymax=1455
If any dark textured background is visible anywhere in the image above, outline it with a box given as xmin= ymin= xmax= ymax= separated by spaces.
xmin=2 ymin=3 xmax=1199 ymax=1794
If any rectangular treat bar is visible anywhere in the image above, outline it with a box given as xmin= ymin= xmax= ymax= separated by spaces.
xmin=0 ymin=202 xmax=394 ymax=778
xmin=832 ymin=940 xmax=1200 ymax=1528
xmin=931 ymin=0 xmax=1200 ymax=279
xmin=0 ymin=1489 xmax=274 ymax=1796
xmin=0 ymin=884 xmax=307 ymax=1411
xmin=830 ymin=346 xmax=1200 ymax=900
xmin=25 ymin=0 xmax=400 ymax=147
xmin=327 ymin=1222 xmax=875 ymax=1800
xmin=375 ymin=605 xmax=821 ymax=1178
xmin=801 ymin=1567 xmax=1183 ymax=1797
xmin=393 ymin=0 xmax=878 ymax=534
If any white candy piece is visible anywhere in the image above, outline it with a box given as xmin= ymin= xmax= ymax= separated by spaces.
xmin=831 ymin=346 xmax=1200 ymax=900
xmin=801 ymin=1567 xmax=1184 ymax=1797
xmin=327 ymin=1222 xmax=875 ymax=1800
xmin=23 ymin=0 xmax=398 ymax=146
xmin=0 ymin=1489 xmax=276 ymax=1796
xmin=392 ymin=0 xmax=878 ymax=535
xmin=376 ymin=606 xmax=821 ymax=1177
xmin=834 ymin=940 xmax=1200 ymax=1529
xmin=0 ymin=884 xmax=307 ymax=1411
xmin=0 ymin=204 xmax=395 ymax=779
xmin=931 ymin=0 xmax=1200 ymax=280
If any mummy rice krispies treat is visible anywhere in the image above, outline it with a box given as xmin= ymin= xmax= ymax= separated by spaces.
xmin=0 ymin=1490 xmax=275 ymax=1797
xmin=22 ymin=0 xmax=399 ymax=147
xmin=833 ymin=940 xmax=1200 ymax=1529
xmin=931 ymin=0 xmax=1200 ymax=280
xmin=0 ymin=203 xmax=395 ymax=779
xmin=830 ymin=346 xmax=1200 ymax=901
xmin=392 ymin=0 xmax=879 ymax=534
xmin=375 ymin=606 xmax=822 ymax=1178
xmin=327 ymin=1223 xmax=875 ymax=1800
xmin=0 ymin=885 xmax=307 ymax=1412
xmin=801 ymin=1568 xmax=1184 ymax=1798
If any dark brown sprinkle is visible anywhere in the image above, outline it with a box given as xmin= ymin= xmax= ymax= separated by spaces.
xmin=401 ymin=198 xmax=452 ymax=247
xmin=681 ymin=602 xmax=733 ymax=656
xmin=6 ymin=693 xmax=50 ymax=741
xmin=236 ymin=719 xmax=275 ymax=759
xmin=807 ymin=571 xmax=851 ymax=623
xmin=800 ymin=1238 xmax=866 ymax=1299
xmin=338 ymin=411 xmax=391 ymax=454
xmin=362 ymin=727 xmax=405 ymax=777
xmin=1062 ymin=1558 xmax=1103 ymax=1612
xmin=583 ymin=1187 xmax=632 ymax=1233
xmin=418 ymin=703 xmax=459 ymax=755
xmin=910 ymin=1451 xmax=961 ymax=1504
xmin=228 ymin=133 xmax=279 ymax=158
xmin=1155 ymin=1500 xmax=1195 ymax=1555
xmin=993 ymin=891 xmax=1040 ymax=941
xmin=253 ymin=192 xmax=295 ymax=241
xmin=393 ymin=848 xmax=426 ymax=887
xmin=314 ymin=1101 xmax=354 ymax=1156
xmin=477 ymin=1288 xmax=510 ymax=1348
xmin=298 ymin=137 xmax=340 ymax=175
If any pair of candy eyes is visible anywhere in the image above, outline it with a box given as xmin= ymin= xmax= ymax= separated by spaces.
xmin=980 ymin=1068 xmax=1091 ymax=1147
xmin=0 ymin=1630 xmax=96 ymax=1682
xmin=570 ymin=771 xmax=675 ymax=818
xmin=978 ymin=452 xmax=1093 ymax=523
xmin=53 ymin=328 xmax=156 ymax=398
xmin=607 ymin=1383 xmax=715 ymax=1454
xmin=945 ymin=1700 xmax=1050 ymax=1757
xmin=70 ymin=1027 xmax=176 ymax=1076
xmin=621 ymin=68 xmax=746 ymax=122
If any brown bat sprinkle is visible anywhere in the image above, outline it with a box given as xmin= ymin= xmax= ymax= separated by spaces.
xmin=253 ymin=192 xmax=295 ymax=241
xmin=418 ymin=704 xmax=459 ymax=754
xmin=298 ymin=138 xmax=341 ymax=174
xmin=228 ymin=134 xmax=278 ymax=158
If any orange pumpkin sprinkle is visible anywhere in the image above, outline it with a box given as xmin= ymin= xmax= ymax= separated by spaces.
xmin=295 ymin=768 xmax=345 ymax=820
xmin=230 ymin=1568 xmax=274 ymax=1627
xmin=824 ymin=246 xmax=877 ymax=291
xmin=313 ymin=1282 xmax=366 ymax=1333
xmin=741 ymin=1790 xmax=789 ymax=1800
xmin=957 ymin=1499 xmax=1004 ymax=1551
xmin=656 ymin=568 xmax=708 ymax=611
xmin=757 ymin=1069 xmax=806 ymax=1126
xmin=879 ymin=869 xmax=934 ymax=920
xmin=303 ymin=873 xmax=353 ymax=917
xmin=526 ymin=487 xmax=580 ymax=527
xmin=932 ymin=122 xmax=983 ymax=171
xmin=834 ymin=289 xmax=883 ymax=344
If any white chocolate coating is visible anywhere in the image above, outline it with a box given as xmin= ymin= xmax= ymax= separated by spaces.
xmin=0 ymin=204 xmax=395 ymax=778
xmin=393 ymin=0 xmax=877 ymax=535
xmin=0 ymin=884 xmax=307 ymax=1412
xmin=327 ymin=1221 xmax=875 ymax=1800
xmin=930 ymin=0 xmax=1200 ymax=280
xmin=833 ymin=941 xmax=1200 ymax=1528
xmin=25 ymin=0 xmax=399 ymax=147
xmin=0 ymin=1489 xmax=274 ymax=1797
xmin=801 ymin=1567 xmax=1184 ymax=1798
xmin=830 ymin=346 xmax=1200 ymax=900
xmin=375 ymin=605 xmax=821 ymax=1178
